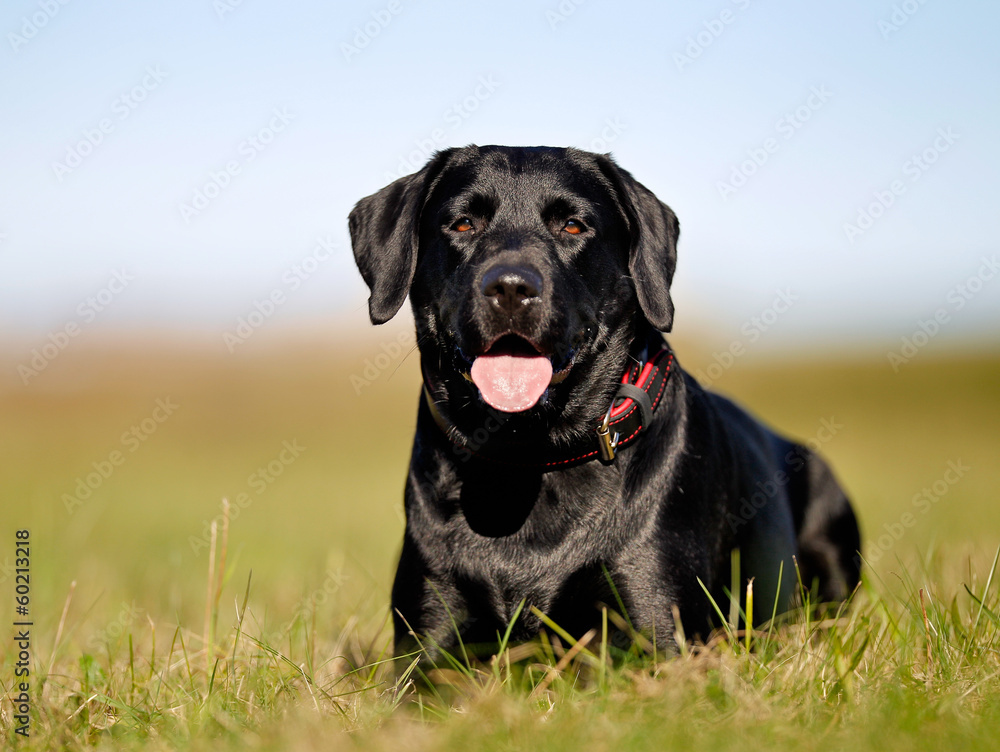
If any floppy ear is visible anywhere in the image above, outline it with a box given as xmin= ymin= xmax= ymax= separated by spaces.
xmin=348 ymin=150 xmax=455 ymax=324
xmin=596 ymin=156 xmax=680 ymax=332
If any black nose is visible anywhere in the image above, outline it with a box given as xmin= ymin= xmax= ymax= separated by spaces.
xmin=480 ymin=264 xmax=542 ymax=313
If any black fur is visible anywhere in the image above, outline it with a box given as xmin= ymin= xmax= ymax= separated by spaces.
xmin=349 ymin=145 xmax=861 ymax=660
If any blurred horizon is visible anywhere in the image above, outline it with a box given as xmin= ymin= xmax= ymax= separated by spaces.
xmin=2 ymin=314 xmax=998 ymax=403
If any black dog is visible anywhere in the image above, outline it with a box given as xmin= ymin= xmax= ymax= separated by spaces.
xmin=349 ymin=145 xmax=860 ymax=660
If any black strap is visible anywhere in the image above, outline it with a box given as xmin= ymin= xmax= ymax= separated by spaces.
xmin=614 ymin=383 xmax=653 ymax=429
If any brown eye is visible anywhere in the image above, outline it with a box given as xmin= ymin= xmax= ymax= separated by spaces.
xmin=563 ymin=219 xmax=584 ymax=235
xmin=453 ymin=217 xmax=474 ymax=232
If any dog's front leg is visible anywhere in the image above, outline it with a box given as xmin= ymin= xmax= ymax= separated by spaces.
xmin=390 ymin=530 xmax=471 ymax=666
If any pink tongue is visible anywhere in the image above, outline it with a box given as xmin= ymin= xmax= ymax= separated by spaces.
xmin=470 ymin=354 xmax=553 ymax=412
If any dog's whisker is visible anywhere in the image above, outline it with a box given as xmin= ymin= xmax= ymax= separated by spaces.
xmin=387 ymin=339 xmax=424 ymax=382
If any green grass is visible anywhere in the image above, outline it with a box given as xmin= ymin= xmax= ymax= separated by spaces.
xmin=1 ymin=330 xmax=999 ymax=750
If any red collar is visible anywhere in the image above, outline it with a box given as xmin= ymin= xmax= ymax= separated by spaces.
xmin=423 ymin=339 xmax=675 ymax=469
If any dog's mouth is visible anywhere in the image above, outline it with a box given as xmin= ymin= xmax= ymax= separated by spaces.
xmin=458 ymin=334 xmax=576 ymax=413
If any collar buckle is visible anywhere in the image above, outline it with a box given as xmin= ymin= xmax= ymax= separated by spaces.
xmin=596 ymin=402 xmax=620 ymax=463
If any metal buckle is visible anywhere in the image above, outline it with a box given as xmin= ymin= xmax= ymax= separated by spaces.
xmin=596 ymin=401 xmax=620 ymax=462
xmin=595 ymin=345 xmax=652 ymax=463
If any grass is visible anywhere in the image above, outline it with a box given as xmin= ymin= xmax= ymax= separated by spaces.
xmin=1 ymin=327 xmax=999 ymax=749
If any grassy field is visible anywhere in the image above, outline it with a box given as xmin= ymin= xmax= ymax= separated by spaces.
xmin=1 ymin=327 xmax=999 ymax=750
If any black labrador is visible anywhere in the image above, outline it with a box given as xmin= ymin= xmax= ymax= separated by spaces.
xmin=349 ymin=145 xmax=860 ymax=660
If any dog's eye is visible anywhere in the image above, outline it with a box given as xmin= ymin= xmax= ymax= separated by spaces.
xmin=452 ymin=218 xmax=474 ymax=233
xmin=563 ymin=219 xmax=585 ymax=235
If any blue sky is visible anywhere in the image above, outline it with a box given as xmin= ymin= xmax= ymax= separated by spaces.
xmin=1 ymin=0 xmax=998 ymax=349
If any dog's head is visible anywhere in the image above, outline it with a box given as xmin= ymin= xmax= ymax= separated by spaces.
xmin=349 ymin=145 xmax=679 ymax=444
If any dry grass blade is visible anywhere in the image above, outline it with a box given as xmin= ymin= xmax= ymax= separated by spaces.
xmin=919 ymin=587 xmax=933 ymax=686
xmin=530 ymin=629 xmax=596 ymax=698
xmin=41 ymin=579 xmax=76 ymax=696
xmin=204 ymin=519 xmax=218 ymax=682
